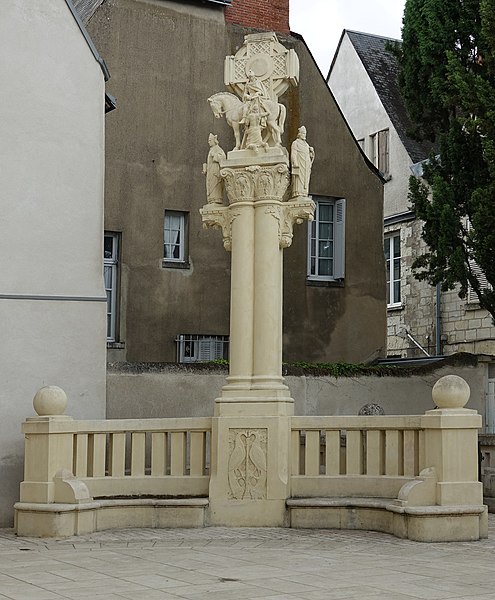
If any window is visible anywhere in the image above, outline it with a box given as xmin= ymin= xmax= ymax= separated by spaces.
xmin=104 ymin=232 xmax=119 ymax=341
xmin=176 ymin=334 xmax=229 ymax=363
xmin=370 ymin=129 xmax=390 ymax=177
xmin=163 ymin=210 xmax=188 ymax=264
xmin=307 ymin=198 xmax=345 ymax=281
xmin=384 ymin=233 xmax=401 ymax=307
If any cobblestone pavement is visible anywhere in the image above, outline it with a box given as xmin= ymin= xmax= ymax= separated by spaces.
xmin=1 ymin=517 xmax=495 ymax=599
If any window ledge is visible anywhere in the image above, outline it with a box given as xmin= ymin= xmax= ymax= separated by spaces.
xmin=107 ymin=341 xmax=125 ymax=349
xmin=162 ymin=260 xmax=190 ymax=270
xmin=465 ymin=301 xmax=484 ymax=312
xmin=387 ymin=303 xmax=404 ymax=312
xmin=306 ymin=278 xmax=344 ymax=288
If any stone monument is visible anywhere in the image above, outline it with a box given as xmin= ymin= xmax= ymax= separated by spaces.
xmin=201 ymin=32 xmax=315 ymax=525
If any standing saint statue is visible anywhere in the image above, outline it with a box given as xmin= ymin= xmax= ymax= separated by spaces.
xmin=290 ymin=126 xmax=315 ymax=198
xmin=203 ymin=133 xmax=226 ymax=204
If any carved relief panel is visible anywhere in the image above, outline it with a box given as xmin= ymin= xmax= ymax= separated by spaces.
xmin=228 ymin=428 xmax=267 ymax=500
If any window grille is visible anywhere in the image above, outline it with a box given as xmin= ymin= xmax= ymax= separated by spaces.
xmin=176 ymin=334 xmax=229 ymax=363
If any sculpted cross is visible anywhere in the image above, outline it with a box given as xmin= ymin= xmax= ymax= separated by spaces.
xmin=224 ymin=32 xmax=299 ymax=101
xmin=208 ymin=33 xmax=299 ymax=151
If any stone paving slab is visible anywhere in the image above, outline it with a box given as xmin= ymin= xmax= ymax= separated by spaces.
xmin=0 ymin=517 xmax=495 ymax=599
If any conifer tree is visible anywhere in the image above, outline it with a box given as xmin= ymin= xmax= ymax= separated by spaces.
xmin=397 ymin=0 xmax=495 ymax=319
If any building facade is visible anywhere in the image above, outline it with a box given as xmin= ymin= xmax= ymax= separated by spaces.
xmin=86 ymin=0 xmax=387 ymax=366
xmin=0 ymin=0 xmax=108 ymax=525
xmin=328 ymin=30 xmax=495 ymax=359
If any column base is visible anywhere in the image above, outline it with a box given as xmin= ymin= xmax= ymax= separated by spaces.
xmin=208 ymin=415 xmax=291 ymax=525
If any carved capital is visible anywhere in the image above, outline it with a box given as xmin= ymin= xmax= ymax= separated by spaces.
xmin=221 ymin=163 xmax=290 ymax=205
xmin=200 ymin=204 xmax=241 ymax=252
xmin=263 ymin=198 xmax=315 ymax=249
xmin=280 ymin=198 xmax=315 ymax=248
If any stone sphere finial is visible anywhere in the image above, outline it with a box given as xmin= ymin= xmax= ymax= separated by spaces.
xmin=432 ymin=375 xmax=470 ymax=409
xmin=33 ymin=386 xmax=68 ymax=416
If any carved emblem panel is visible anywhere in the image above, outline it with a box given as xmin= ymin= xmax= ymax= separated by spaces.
xmin=228 ymin=428 xmax=267 ymax=500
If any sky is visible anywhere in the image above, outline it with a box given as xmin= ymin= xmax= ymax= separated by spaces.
xmin=289 ymin=0 xmax=406 ymax=76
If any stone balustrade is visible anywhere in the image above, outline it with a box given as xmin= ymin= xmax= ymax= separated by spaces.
xmin=291 ymin=416 xmax=424 ymax=499
xmin=14 ymin=376 xmax=489 ymax=541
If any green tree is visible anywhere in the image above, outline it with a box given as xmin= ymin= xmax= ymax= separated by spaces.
xmin=397 ymin=0 xmax=495 ymax=318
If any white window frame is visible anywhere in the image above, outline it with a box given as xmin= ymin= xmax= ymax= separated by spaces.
xmin=385 ymin=232 xmax=401 ymax=308
xmin=370 ymin=128 xmax=390 ymax=177
xmin=176 ymin=334 xmax=229 ymax=363
xmin=104 ymin=232 xmax=119 ymax=342
xmin=307 ymin=197 xmax=346 ymax=282
xmin=164 ymin=210 xmax=187 ymax=263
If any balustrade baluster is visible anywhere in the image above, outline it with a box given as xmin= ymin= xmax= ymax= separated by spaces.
xmin=305 ymin=430 xmax=320 ymax=476
xmin=190 ymin=431 xmax=205 ymax=476
xmin=151 ymin=432 xmax=167 ymax=476
xmin=403 ymin=430 xmax=418 ymax=476
xmin=89 ymin=433 xmax=106 ymax=477
xmin=131 ymin=432 xmax=146 ymax=476
xmin=325 ymin=430 xmax=340 ymax=475
xmin=347 ymin=430 xmax=363 ymax=474
xmin=109 ymin=432 xmax=126 ymax=477
xmin=385 ymin=430 xmax=403 ymax=476
xmin=74 ymin=433 xmax=88 ymax=477
xmin=366 ymin=430 xmax=384 ymax=475
xmin=170 ymin=431 xmax=186 ymax=476
xmin=291 ymin=430 xmax=301 ymax=475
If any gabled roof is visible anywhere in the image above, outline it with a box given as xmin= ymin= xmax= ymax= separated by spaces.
xmin=329 ymin=30 xmax=433 ymax=164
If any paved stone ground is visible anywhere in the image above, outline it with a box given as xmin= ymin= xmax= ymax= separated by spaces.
xmin=1 ymin=517 xmax=495 ymax=599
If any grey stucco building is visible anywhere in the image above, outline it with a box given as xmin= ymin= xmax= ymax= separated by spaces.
xmin=86 ymin=0 xmax=387 ymax=365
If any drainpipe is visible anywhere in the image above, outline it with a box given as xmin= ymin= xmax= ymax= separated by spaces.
xmin=435 ymin=283 xmax=442 ymax=356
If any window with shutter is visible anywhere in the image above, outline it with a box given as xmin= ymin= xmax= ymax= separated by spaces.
xmin=370 ymin=129 xmax=390 ymax=177
xmin=307 ymin=197 xmax=345 ymax=281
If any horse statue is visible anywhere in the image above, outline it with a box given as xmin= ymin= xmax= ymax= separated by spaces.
xmin=208 ymin=92 xmax=286 ymax=150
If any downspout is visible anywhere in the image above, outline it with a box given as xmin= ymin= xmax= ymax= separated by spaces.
xmin=435 ymin=283 xmax=442 ymax=356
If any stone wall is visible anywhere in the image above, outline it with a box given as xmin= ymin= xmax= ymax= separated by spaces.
xmin=106 ymin=357 xmax=489 ymax=424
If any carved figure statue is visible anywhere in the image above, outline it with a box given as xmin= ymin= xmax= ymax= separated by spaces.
xmin=242 ymin=104 xmax=269 ymax=152
xmin=202 ymin=133 xmax=226 ymax=204
xmin=290 ymin=126 xmax=315 ymax=198
xmin=241 ymin=70 xmax=271 ymax=124
xmin=208 ymin=92 xmax=286 ymax=150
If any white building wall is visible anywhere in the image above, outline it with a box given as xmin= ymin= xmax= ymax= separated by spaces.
xmin=0 ymin=0 xmax=106 ymax=526
xmin=329 ymin=34 xmax=437 ymax=357
xmin=328 ymin=34 xmax=411 ymax=218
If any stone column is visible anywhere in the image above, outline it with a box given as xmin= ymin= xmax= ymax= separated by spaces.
xmin=200 ymin=30 xmax=314 ymax=527
xmin=201 ymin=151 xmax=314 ymax=525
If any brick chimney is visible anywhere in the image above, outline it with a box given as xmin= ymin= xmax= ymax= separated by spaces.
xmin=225 ymin=0 xmax=289 ymax=34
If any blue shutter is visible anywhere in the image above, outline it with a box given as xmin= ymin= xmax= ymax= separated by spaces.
xmin=333 ymin=199 xmax=346 ymax=279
